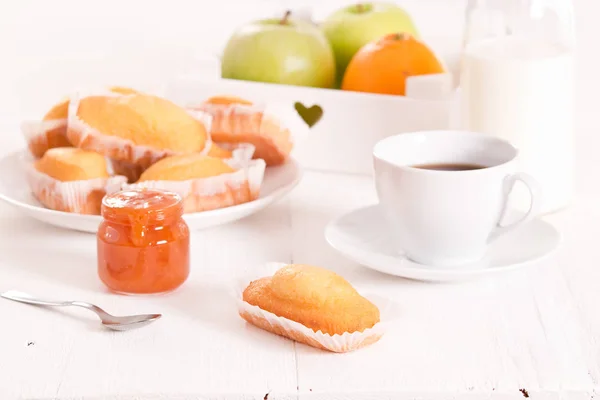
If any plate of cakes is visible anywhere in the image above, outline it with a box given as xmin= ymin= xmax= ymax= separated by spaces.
xmin=0 ymin=87 xmax=304 ymax=233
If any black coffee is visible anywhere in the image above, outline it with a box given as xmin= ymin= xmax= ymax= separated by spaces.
xmin=411 ymin=163 xmax=486 ymax=171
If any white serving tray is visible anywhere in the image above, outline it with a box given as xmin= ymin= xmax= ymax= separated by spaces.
xmin=166 ymin=47 xmax=459 ymax=176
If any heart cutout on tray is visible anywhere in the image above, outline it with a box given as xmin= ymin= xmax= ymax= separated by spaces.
xmin=294 ymin=102 xmax=323 ymax=128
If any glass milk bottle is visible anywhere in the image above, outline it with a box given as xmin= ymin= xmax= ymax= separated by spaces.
xmin=460 ymin=0 xmax=575 ymax=214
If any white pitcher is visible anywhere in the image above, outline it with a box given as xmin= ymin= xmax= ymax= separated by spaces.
xmin=459 ymin=0 xmax=575 ymax=214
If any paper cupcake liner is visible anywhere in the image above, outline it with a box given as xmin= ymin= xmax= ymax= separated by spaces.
xmin=193 ymin=101 xmax=309 ymax=144
xmin=25 ymin=162 xmax=128 ymax=215
xmin=207 ymin=142 xmax=256 ymax=163
xmin=110 ymin=142 xmax=257 ymax=184
xmin=66 ymin=89 xmax=214 ymax=169
xmin=21 ymin=119 xmax=70 ymax=159
xmin=233 ymin=262 xmax=396 ymax=353
xmin=115 ymin=157 xmax=266 ymax=213
xmin=20 ymin=85 xmax=143 ymax=159
xmin=189 ymin=100 xmax=308 ymax=165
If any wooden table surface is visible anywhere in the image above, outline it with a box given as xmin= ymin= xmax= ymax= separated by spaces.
xmin=1 ymin=0 xmax=600 ymax=398
xmin=0 ymin=163 xmax=599 ymax=400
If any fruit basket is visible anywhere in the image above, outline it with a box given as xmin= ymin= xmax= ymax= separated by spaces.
xmin=166 ymin=1 xmax=463 ymax=175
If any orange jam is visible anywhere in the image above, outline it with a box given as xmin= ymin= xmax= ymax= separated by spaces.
xmin=97 ymin=189 xmax=190 ymax=295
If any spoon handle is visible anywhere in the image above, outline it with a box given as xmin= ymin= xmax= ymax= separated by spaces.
xmin=1 ymin=290 xmax=72 ymax=307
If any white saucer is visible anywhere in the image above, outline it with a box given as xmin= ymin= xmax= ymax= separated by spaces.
xmin=0 ymin=150 xmax=302 ymax=233
xmin=325 ymin=204 xmax=561 ymax=282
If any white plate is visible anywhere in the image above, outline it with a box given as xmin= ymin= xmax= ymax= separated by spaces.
xmin=325 ymin=204 xmax=561 ymax=282
xmin=0 ymin=150 xmax=302 ymax=233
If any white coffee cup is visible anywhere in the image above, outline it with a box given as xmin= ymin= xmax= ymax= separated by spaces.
xmin=372 ymin=130 xmax=542 ymax=267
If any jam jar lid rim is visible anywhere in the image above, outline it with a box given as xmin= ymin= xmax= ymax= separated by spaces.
xmin=101 ymin=189 xmax=184 ymax=224
xmin=102 ymin=188 xmax=183 ymax=210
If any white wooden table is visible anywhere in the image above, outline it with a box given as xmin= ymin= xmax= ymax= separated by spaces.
xmin=0 ymin=158 xmax=599 ymax=399
xmin=1 ymin=1 xmax=600 ymax=398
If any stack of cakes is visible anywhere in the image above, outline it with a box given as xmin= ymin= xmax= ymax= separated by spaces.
xmin=21 ymin=89 xmax=296 ymax=215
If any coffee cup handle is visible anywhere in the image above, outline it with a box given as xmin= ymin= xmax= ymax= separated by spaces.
xmin=488 ymin=172 xmax=542 ymax=243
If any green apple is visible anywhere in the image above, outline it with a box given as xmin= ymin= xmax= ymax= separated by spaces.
xmin=322 ymin=2 xmax=419 ymax=86
xmin=221 ymin=11 xmax=336 ymax=89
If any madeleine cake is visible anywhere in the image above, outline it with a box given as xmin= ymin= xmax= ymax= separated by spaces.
xmin=27 ymin=147 xmax=127 ymax=214
xmin=240 ymin=264 xmax=383 ymax=352
xmin=123 ymin=152 xmax=265 ymax=213
xmin=193 ymin=96 xmax=294 ymax=166
xmin=22 ymin=86 xmax=140 ymax=159
xmin=67 ymin=93 xmax=212 ymax=169
xmin=206 ymin=142 xmax=233 ymax=158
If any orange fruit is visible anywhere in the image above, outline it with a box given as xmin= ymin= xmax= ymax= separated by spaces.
xmin=341 ymin=33 xmax=444 ymax=96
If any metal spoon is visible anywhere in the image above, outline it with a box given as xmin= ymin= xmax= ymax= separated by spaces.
xmin=0 ymin=290 xmax=161 ymax=331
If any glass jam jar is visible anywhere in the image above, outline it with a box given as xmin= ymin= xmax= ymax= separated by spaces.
xmin=97 ymin=189 xmax=190 ymax=295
